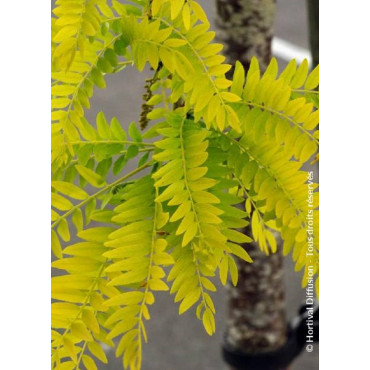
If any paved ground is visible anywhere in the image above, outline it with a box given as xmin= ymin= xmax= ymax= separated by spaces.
xmin=84 ymin=1 xmax=319 ymax=369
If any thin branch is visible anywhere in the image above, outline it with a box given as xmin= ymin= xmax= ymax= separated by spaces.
xmin=292 ymin=89 xmax=319 ymax=94
xmin=51 ymin=161 xmax=155 ymax=229
xmin=67 ymin=147 xmax=154 ymax=166
xmin=70 ymin=140 xmax=154 ymax=147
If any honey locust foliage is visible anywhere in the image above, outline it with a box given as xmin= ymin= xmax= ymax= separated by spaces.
xmin=51 ymin=1 xmax=319 ymax=369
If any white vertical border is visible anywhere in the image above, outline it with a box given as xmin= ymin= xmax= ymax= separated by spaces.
xmin=320 ymin=1 xmax=370 ymax=369
xmin=0 ymin=1 xmax=50 ymax=368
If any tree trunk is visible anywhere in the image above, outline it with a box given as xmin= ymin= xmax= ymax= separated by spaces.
xmin=215 ymin=0 xmax=276 ymax=71
xmin=307 ymin=0 xmax=319 ymax=67
xmin=216 ymin=1 xmax=288 ymax=368
xmin=225 ymin=231 xmax=287 ymax=369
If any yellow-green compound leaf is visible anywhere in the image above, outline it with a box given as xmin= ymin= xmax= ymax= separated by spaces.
xmin=209 ymin=64 xmax=232 ymax=76
xmin=51 ymin=209 xmax=59 ymax=221
xmin=70 ymin=322 xmax=93 ymax=342
xmin=200 ymin=277 xmax=216 ymax=292
xmin=245 ymin=198 xmax=252 ymax=216
xmin=179 ymin=288 xmax=201 ymax=314
xmin=176 ymin=212 xmax=195 ymax=235
xmin=156 ymin=209 xmax=169 ymax=229
xmin=303 ymin=110 xmax=319 ymax=130
xmin=51 ymin=98 xmax=70 ymax=109
xmin=82 ymin=308 xmax=100 ymax=334
xmin=224 ymin=229 xmax=253 ymax=244
xmin=153 ymin=252 xmax=175 ymax=265
xmin=128 ymin=121 xmax=142 ymax=142
xmin=174 ymin=52 xmax=195 ymax=81
xmin=171 ymin=0 xmax=185 ymax=19
xmin=51 ymin=286 xmax=86 ymax=304
xmin=75 ymin=165 xmax=106 ymax=187
xmin=225 ymin=105 xmax=241 ymax=133
xmin=159 ymin=46 xmax=175 ymax=73
xmin=228 ymin=256 xmax=238 ymax=286
xmin=300 ymin=140 xmax=318 ymax=162
xmin=182 ymin=2 xmax=191 ymax=30
xmin=151 ymin=0 xmax=163 ymax=16
xmin=52 ymin=275 xmax=95 ymax=291
xmin=164 ymin=39 xmax=187 ymax=48
xmin=264 ymin=57 xmax=279 ymax=78
xmin=110 ymin=117 xmax=127 ymax=141
xmin=291 ymin=59 xmax=309 ymax=89
xmin=219 ymin=256 xmax=228 ymax=286
xmin=63 ymin=337 xmax=78 ymax=363
xmin=265 ymin=230 xmax=277 ymax=253
xmin=63 ymin=241 xmax=104 ymax=257
xmin=251 ymin=211 xmax=260 ymax=242
xmin=147 ymin=43 xmax=159 ymax=69
xmin=295 ymin=228 xmax=307 ymax=243
xmin=229 ymin=243 xmax=253 ymax=263
xmin=82 ymin=355 xmax=97 ymax=370
xmin=305 ymin=64 xmax=319 ymax=90
xmin=78 ymin=227 xmax=115 ymax=243
xmin=182 ymin=222 xmax=198 ymax=246
xmin=190 ymin=1 xmax=208 ymax=23
xmin=202 ymin=308 xmax=215 ymax=335
xmin=87 ymin=342 xmax=108 ymax=364
xmin=57 ymin=218 xmax=70 ymax=242
xmin=106 ymin=318 xmax=138 ymax=340
xmin=280 ymin=59 xmax=297 ymax=83
xmin=52 ymin=257 xmax=101 ymax=273
xmin=216 ymin=106 xmax=226 ymax=131
xmin=96 ymin=111 xmax=111 ymax=140
xmin=215 ymin=78 xmax=232 ymax=89
xmin=285 ymin=97 xmax=306 ymax=116
xmin=248 ymin=56 xmax=260 ymax=78
xmin=51 ymin=192 xmax=73 ymax=211
xmin=91 ymin=68 xmax=106 ymax=89
xmin=149 ymin=279 xmax=169 ymax=291
xmin=52 ymin=181 xmax=89 ymax=200
xmin=219 ymin=92 xmax=241 ymax=102
xmin=231 ymin=61 xmax=245 ymax=96
xmin=204 ymin=293 xmax=215 ymax=314
xmin=147 ymin=95 xmax=163 ymax=106
xmin=104 ymin=292 xmax=145 ymax=307
xmin=71 ymin=209 xmax=83 ymax=232
xmin=115 ymin=330 xmax=137 ymax=358
xmin=51 ymin=229 xmax=63 ymax=258
xmin=51 ymin=85 xmax=76 ymax=96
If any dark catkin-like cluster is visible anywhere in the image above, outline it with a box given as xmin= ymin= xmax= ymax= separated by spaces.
xmin=139 ymin=64 xmax=162 ymax=130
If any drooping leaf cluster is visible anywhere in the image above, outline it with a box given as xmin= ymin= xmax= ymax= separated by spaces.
xmin=51 ymin=1 xmax=319 ymax=369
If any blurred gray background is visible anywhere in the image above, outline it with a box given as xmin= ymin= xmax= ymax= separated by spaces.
xmin=84 ymin=0 xmax=319 ymax=368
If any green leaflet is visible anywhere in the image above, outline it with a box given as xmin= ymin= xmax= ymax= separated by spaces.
xmin=152 ymin=114 xmax=221 ymax=248
xmin=100 ymin=176 xmax=173 ymax=369
xmin=223 ymin=121 xmax=319 ymax=282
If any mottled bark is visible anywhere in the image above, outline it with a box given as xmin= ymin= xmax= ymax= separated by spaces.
xmin=225 ymin=230 xmax=286 ymax=357
xmin=216 ymin=1 xmax=288 ymax=368
xmin=307 ymin=0 xmax=319 ymax=67
xmin=216 ymin=0 xmax=276 ymax=71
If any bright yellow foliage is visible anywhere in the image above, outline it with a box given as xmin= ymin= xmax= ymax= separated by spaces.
xmin=51 ymin=1 xmax=319 ymax=369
